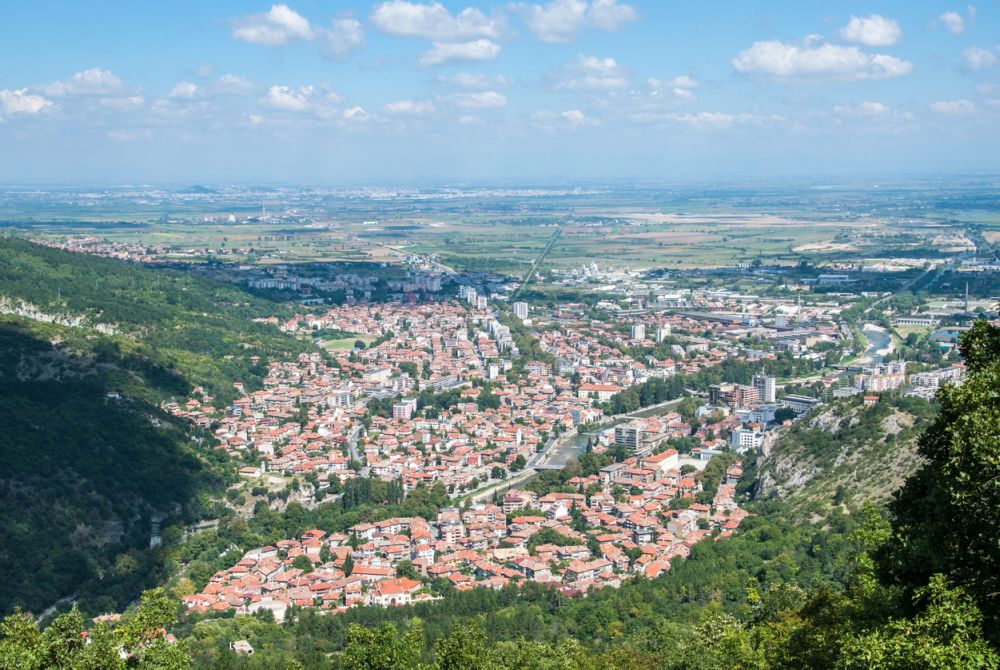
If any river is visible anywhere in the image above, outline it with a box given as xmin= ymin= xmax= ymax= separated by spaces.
xmin=861 ymin=323 xmax=893 ymax=363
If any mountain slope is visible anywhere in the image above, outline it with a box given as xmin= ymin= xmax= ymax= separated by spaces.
xmin=751 ymin=394 xmax=937 ymax=513
xmin=0 ymin=237 xmax=308 ymax=403
xmin=0 ymin=237 xmax=310 ymax=616
xmin=0 ymin=323 xmax=216 ymax=615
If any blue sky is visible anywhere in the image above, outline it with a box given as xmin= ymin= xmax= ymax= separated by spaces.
xmin=0 ymin=1 xmax=998 ymax=183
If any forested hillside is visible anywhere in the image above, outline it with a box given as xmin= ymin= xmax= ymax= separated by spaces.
xmin=0 ymin=237 xmax=309 ymax=403
xmin=0 ymin=238 xmax=310 ymax=617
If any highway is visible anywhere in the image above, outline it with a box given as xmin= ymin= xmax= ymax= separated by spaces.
xmin=511 ymin=224 xmax=562 ymax=299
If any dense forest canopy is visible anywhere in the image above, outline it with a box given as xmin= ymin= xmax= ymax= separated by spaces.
xmin=0 ymin=237 xmax=310 ymax=403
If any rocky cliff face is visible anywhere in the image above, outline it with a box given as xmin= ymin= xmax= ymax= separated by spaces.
xmin=752 ymin=397 xmax=934 ymax=512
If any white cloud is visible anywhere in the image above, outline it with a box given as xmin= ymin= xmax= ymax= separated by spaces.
xmin=831 ymin=101 xmax=916 ymax=133
xmin=322 ymin=90 xmax=346 ymax=105
xmin=36 ymin=68 xmax=147 ymax=115
xmin=561 ymin=109 xmax=598 ymax=127
xmin=450 ymin=91 xmax=507 ymax=108
xmin=231 ymin=5 xmax=364 ymax=56
xmin=342 ymin=106 xmax=370 ymax=121
xmin=646 ymin=75 xmax=699 ymax=101
xmin=232 ymin=4 xmax=313 ymax=47
xmin=0 ymin=89 xmax=53 ymax=115
xmin=939 ymin=11 xmax=965 ymax=36
xmin=732 ymin=40 xmax=913 ymax=81
xmin=833 ymin=101 xmax=892 ymax=116
xmin=516 ymin=0 xmax=636 ymax=43
xmin=553 ymin=55 xmax=630 ymax=92
xmin=169 ymin=82 xmax=198 ymax=99
xmin=977 ymin=82 xmax=999 ymax=96
xmin=384 ymin=99 xmax=436 ymax=114
xmin=666 ymin=75 xmax=698 ymax=90
xmin=458 ymin=114 xmax=482 ymax=125
xmin=630 ymin=111 xmax=785 ymax=131
xmin=216 ymin=74 xmax=257 ymax=95
xmin=371 ymin=1 xmax=502 ymax=40
xmin=532 ymin=108 xmax=599 ymax=129
xmin=232 ymin=4 xmax=313 ymax=46
xmin=518 ymin=0 xmax=587 ymax=42
xmin=195 ymin=63 xmax=214 ymax=78
xmin=839 ymin=14 xmax=901 ymax=47
xmin=963 ymin=47 xmax=997 ymax=70
xmin=587 ymin=0 xmax=637 ymax=31
xmin=69 ymin=68 xmax=124 ymax=94
xmin=42 ymin=68 xmax=125 ymax=96
xmin=930 ymin=99 xmax=976 ymax=113
xmin=419 ymin=39 xmax=501 ymax=66
xmin=437 ymin=72 xmax=511 ymax=89
xmin=262 ymin=85 xmax=313 ymax=111
xmin=321 ymin=19 xmax=365 ymax=57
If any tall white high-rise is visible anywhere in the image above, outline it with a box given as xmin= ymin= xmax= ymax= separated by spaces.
xmin=752 ymin=374 xmax=776 ymax=404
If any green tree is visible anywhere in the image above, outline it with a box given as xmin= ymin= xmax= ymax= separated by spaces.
xmin=840 ymin=576 xmax=999 ymax=670
xmin=435 ymin=621 xmax=487 ymax=670
xmin=0 ymin=588 xmax=188 ymax=669
xmin=343 ymin=554 xmax=355 ymax=577
xmin=291 ymin=555 xmax=313 ymax=573
xmin=877 ymin=321 xmax=1000 ymax=635
xmin=343 ymin=622 xmax=424 ymax=670
xmin=395 ymin=560 xmax=418 ymax=580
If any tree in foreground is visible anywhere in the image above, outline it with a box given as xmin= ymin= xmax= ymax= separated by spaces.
xmin=0 ymin=588 xmax=188 ymax=669
xmin=877 ymin=319 xmax=1000 ymax=641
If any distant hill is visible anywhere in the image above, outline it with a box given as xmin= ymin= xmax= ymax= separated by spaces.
xmin=0 ymin=238 xmax=311 ymax=616
xmin=178 ymin=184 xmax=218 ymax=194
xmin=751 ymin=395 xmax=937 ymax=513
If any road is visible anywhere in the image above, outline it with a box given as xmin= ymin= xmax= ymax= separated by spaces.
xmin=458 ymin=432 xmax=565 ymax=505
xmin=458 ymin=396 xmax=690 ymax=504
xmin=868 ymin=265 xmax=938 ymax=309
xmin=35 ymin=594 xmax=77 ymax=624
xmin=511 ymin=224 xmax=562 ymax=299
xmin=346 ymin=424 xmax=368 ymax=477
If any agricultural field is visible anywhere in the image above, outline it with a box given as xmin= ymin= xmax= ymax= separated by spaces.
xmin=4 ymin=181 xmax=998 ymax=274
